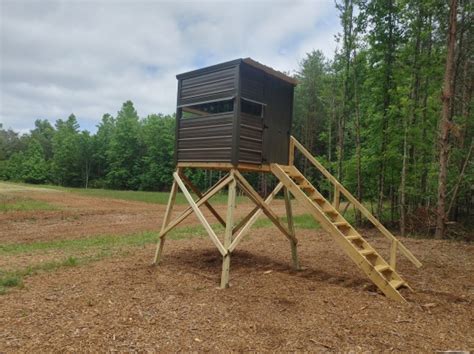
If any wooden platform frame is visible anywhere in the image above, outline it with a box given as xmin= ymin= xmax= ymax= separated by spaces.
xmin=152 ymin=166 xmax=299 ymax=288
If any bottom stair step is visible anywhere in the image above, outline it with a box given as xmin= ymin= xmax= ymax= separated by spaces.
xmin=346 ymin=235 xmax=361 ymax=241
xmin=389 ymin=280 xmax=404 ymax=289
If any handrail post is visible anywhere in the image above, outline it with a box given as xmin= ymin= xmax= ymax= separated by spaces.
xmin=289 ymin=137 xmax=295 ymax=166
xmin=333 ymin=184 xmax=340 ymax=210
xmin=390 ymin=240 xmax=398 ymax=270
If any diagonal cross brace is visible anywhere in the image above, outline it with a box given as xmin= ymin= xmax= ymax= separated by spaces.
xmin=159 ymin=173 xmax=232 ymax=239
xmin=179 ymin=172 xmax=226 ymax=227
xmin=173 ymin=172 xmax=227 ymax=256
xmin=234 ymin=171 xmax=297 ymax=244
xmin=229 ymin=182 xmax=284 ymax=252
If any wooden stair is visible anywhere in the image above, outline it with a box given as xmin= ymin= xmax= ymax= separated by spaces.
xmin=272 ymin=164 xmax=411 ymax=302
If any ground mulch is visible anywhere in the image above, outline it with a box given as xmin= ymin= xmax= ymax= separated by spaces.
xmin=1 ymin=228 xmax=472 ymax=352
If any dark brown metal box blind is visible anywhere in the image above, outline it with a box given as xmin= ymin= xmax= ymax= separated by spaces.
xmin=175 ymin=58 xmax=297 ymax=165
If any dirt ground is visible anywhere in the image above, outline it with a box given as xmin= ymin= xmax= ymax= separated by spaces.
xmin=0 ymin=188 xmax=304 ymax=245
xmin=0 ymin=186 xmax=473 ymax=351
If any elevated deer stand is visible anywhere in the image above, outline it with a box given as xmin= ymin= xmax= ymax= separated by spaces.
xmin=153 ymin=166 xmax=299 ymax=288
xmin=152 ymin=59 xmax=421 ymax=301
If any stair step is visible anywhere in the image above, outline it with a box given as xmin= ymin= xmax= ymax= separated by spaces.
xmin=323 ymin=207 xmax=338 ymax=215
xmin=375 ymin=264 xmax=391 ymax=273
xmin=346 ymin=235 xmax=361 ymax=241
xmin=390 ymin=280 xmax=404 ymax=289
xmin=312 ymin=196 xmax=325 ymax=204
xmin=300 ymin=184 xmax=314 ymax=191
xmin=360 ymin=249 xmax=376 ymax=257
xmin=334 ymin=221 xmax=350 ymax=228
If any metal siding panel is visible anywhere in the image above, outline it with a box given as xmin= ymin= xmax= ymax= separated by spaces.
xmin=179 ymin=66 xmax=237 ymax=106
xmin=231 ymin=64 xmax=241 ymax=165
xmin=240 ymin=63 xmax=265 ymax=102
xmin=177 ymin=112 xmax=234 ymax=162
xmin=262 ymin=75 xmax=293 ymax=164
xmin=238 ymin=113 xmax=263 ymax=165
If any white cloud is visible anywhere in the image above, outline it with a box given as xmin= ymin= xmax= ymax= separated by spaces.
xmin=0 ymin=0 xmax=340 ymax=132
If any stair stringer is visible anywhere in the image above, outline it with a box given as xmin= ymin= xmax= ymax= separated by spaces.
xmin=271 ymin=163 xmax=408 ymax=302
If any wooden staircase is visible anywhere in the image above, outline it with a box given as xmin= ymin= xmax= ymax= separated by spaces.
xmin=269 ymin=137 xmax=422 ymax=302
xmin=272 ymin=164 xmax=411 ymax=301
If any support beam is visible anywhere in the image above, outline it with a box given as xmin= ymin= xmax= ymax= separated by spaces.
xmin=229 ymin=182 xmax=283 ymax=252
xmin=153 ymin=178 xmax=178 ymax=264
xmin=232 ymin=205 xmax=259 ymax=234
xmin=159 ymin=174 xmax=232 ymax=239
xmin=179 ymin=172 xmax=226 ymax=227
xmin=221 ymin=171 xmax=236 ymax=288
xmin=234 ymin=171 xmax=297 ymax=244
xmin=284 ymin=187 xmax=300 ymax=270
xmin=174 ymin=172 xmax=227 ymax=256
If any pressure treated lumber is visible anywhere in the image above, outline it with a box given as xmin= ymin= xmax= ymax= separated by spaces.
xmin=290 ymin=136 xmax=422 ymax=269
xmin=271 ymin=163 xmax=409 ymax=302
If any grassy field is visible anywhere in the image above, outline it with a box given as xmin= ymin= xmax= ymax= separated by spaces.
xmin=3 ymin=182 xmax=247 ymax=205
xmin=0 ymin=213 xmax=318 ymax=294
xmin=0 ymin=194 xmax=58 ymax=212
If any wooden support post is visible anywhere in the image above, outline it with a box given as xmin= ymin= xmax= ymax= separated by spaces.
xmin=284 ymin=187 xmax=300 ymax=270
xmin=333 ymin=183 xmax=340 ymax=210
xmin=390 ymin=240 xmax=398 ymax=270
xmin=221 ymin=171 xmax=236 ymax=288
xmin=153 ymin=177 xmax=178 ymax=264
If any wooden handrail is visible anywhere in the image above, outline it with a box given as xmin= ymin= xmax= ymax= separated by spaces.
xmin=289 ymin=136 xmax=422 ymax=269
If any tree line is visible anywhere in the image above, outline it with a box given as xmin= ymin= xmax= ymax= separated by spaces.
xmin=0 ymin=0 xmax=472 ymax=239
xmin=0 ymin=102 xmax=175 ymax=191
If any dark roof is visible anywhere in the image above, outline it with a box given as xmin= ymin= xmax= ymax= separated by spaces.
xmin=176 ymin=58 xmax=297 ymax=86
xmin=242 ymin=58 xmax=297 ymax=85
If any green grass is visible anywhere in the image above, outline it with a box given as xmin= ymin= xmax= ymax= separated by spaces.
xmin=1 ymin=181 xmax=245 ymax=205
xmin=65 ymin=187 xmax=248 ymax=205
xmin=0 ymin=213 xmax=319 ymax=256
xmin=0 ymin=256 xmax=80 ymax=294
xmin=0 ymin=195 xmax=58 ymax=212
xmin=0 ymin=213 xmax=320 ymax=294
xmin=253 ymin=213 xmax=320 ymax=229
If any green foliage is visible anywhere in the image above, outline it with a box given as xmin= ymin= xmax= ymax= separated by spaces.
xmin=5 ymin=139 xmax=48 ymax=184
xmin=139 ymin=114 xmax=175 ymax=190
xmin=106 ymin=101 xmax=143 ymax=189
xmin=52 ymin=114 xmax=82 ymax=186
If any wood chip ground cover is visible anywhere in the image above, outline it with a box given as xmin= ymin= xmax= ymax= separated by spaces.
xmin=0 ymin=184 xmax=472 ymax=351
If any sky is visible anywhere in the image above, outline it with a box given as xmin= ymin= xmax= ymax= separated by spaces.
xmin=0 ymin=0 xmax=341 ymax=134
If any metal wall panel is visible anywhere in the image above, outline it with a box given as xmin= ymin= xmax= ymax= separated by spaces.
xmin=240 ymin=64 xmax=265 ymax=103
xmin=178 ymin=66 xmax=237 ymax=106
xmin=238 ymin=112 xmax=263 ymax=164
xmin=262 ymin=75 xmax=294 ymax=164
xmin=177 ymin=112 xmax=234 ymax=162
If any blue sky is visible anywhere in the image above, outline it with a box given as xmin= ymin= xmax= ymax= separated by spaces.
xmin=0 ymin=0 xmax=341 ymax=134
